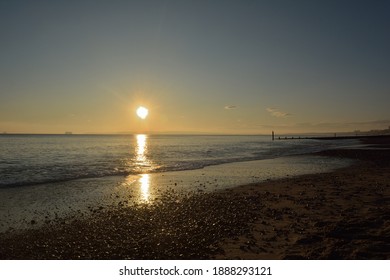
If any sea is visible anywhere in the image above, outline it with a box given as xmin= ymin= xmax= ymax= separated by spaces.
xmin=0 ymin=134 xmax=358 ymax=231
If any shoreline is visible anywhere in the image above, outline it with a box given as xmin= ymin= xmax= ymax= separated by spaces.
xmin=0 ymin=154 xmax=352 ymax=233
xmin=216 ymin=136 xmax=390 ymax=259
xmin=0 ymin=136 xmax=389 ymax=259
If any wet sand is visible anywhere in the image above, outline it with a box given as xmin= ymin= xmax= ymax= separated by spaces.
xmin=217 ymin=139 xmax=390 ymax=259
xmin=0 ymin=136 xmax=389 ymax=259
xmin=0 ymin=154 xmax=351 ymax=233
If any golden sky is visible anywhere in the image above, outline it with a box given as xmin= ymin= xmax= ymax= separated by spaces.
xmin=1 ymin=1 xmax=389 ymax=134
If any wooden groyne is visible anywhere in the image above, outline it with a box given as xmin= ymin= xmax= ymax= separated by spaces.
xmin=273 ymin=134 xmax=390 ymax=141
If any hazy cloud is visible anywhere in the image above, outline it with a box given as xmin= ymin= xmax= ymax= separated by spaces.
xmin=344 ymin=119 xmax=390 ymax=127
xmin=266 ymin=107 xmax=291 ymax=118
xmin=224 ymin=105 xmax=237 ymax=110
xmin=294 ymin=119 xmax=390 ymax=129
xmin=257 ymin=119 xmax=390 ymax=132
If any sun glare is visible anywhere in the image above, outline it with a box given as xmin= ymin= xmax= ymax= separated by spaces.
xmin=136 ymin=106 xmax=149 ymax=119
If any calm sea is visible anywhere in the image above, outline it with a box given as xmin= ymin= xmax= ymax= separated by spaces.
xmin=0 ymin=134 xmax=355 ymax=189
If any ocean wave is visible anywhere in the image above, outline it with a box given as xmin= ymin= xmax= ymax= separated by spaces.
xmin=0 ymin=135 xmax=358 ymax=188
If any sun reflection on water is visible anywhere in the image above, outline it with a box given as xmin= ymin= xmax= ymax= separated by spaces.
xmin=136 ymin=134 xmax=147 ymax=164
xmin=135 ymin=134 xmax=151 ymax=202
xmin=139 ymin=174 xmax=150 ymax=201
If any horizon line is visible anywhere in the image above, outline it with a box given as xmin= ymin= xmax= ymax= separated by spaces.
xmin=2 ymin=130 xmax=388 ymax=137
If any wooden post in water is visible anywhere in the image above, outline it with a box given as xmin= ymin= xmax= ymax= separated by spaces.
xmin=272 ymin=131 xmax=275 ymax=141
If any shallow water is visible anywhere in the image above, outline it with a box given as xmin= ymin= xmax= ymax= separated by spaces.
xmin=0 ymin=134 xmax=357 ymax=188
xmin=0 ymin=154 xmax=353 ymax=232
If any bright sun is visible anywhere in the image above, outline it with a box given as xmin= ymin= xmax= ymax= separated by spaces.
xmin=136 ymin=106 xmax=149 ymax=119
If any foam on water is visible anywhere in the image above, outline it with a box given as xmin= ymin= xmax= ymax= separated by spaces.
xmin=0 ymin=134 xmax=358 ymax=188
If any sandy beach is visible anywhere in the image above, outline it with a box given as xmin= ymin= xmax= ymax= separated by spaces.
xmin=217 ymin=137 xmax=390 ymax=259
xmin=0 ymin=136 xmax=389 ymax=260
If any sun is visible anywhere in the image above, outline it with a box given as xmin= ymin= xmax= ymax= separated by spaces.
xmin=136 ymin=106 xmax=149 ymax=119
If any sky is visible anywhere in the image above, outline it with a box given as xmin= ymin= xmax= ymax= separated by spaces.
xmin=0 ymin=0 xmax=389 ymax=134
